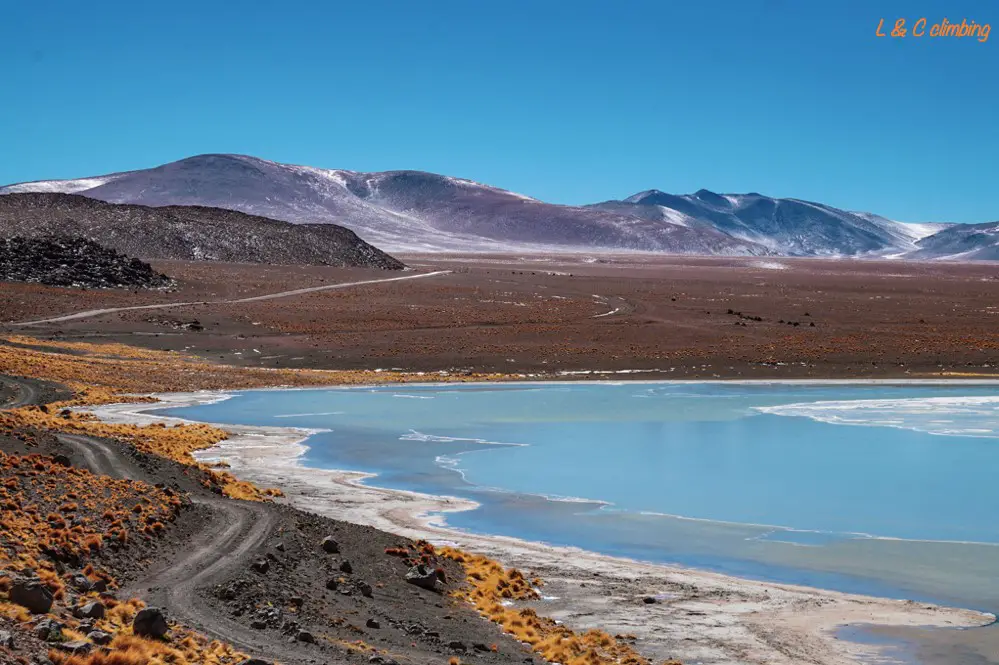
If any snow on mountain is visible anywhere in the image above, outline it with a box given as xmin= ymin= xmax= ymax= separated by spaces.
xmin=905 ymin=221 xmax=999 ymax=261
xmin=592 ymin=190 xmax=960 ymax=258
xmin=0 ymin=154 xmax=985 ymax=260
xmin=0 ymin=175 xmax=124 ymax=195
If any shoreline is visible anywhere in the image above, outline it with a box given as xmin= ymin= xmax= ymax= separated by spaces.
xmin=86 ymin=386 xmax=998 ymax=665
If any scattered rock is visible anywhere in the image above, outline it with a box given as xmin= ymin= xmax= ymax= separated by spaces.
xmin=251 ymin=559 xmax=270 ymax=574
xmin=52 ymin=454 xmax=71 ymax=466
xmin=358 ymin=581 xmax=373 ymax=597
xmin=369 ymin=656 xmax=399 ymax=665
xmin=54 ymin=641 xmax=92 ymax=656
xmin=69 ymin=574 xmax=92 ymax=592
xmin=404 ymin=564 xmax=439 ymax=590
xmin=366 ymin=617 xmax=381 ymax=629
xmin=11 ymin=580 xmax=54 ymax=614
xmin=325 ymin=577 xmax=339 ymax=590
xmin=295 ymin=629 xmax=315 ymax=643
xmin=239 ymin=660 xmax=273 ymax=665
xmin=87 ymin=630 xmax=112 ymax=646
xmin=642 ymin=596 xmax=657 ymax=604
xmin=33 ymin=619 xmax=63 ymax=642
xmin=321 ymin=536 xmax=340 ymax=553
xmin=133 ymin=607 xmax=169 ymax=638
xmin=448 ymin=640 xmax=467 ymax=651
xmin=251 ymin=619 xmax=267 ymax=630
xmin=0 ymin=630 xmax=13 ymax=648
xmin=74 ymin=600 xmax=106 ymax=619
xmin=339 ymin=560 xmax=353 ymax=574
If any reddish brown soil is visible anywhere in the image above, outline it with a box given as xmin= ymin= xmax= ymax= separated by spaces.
xmin=3 ymin=254 xmax=998 ymax=379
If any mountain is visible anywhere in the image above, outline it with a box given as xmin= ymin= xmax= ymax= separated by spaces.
xmin=906 ymin=221 xmax=999 ymax=261
xmin=0 ymin=193 xmax=404 ymax=269
xmin=0 ymin=154 xmax=769 ymax=255
xmin=589 ymin=190 xmax=947 ymax=257
xmin=0 ymin=154 xmax=982 ymax=259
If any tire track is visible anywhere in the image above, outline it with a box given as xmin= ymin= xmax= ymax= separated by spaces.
xmin=0 ymin=376 xmax=38 ymax=409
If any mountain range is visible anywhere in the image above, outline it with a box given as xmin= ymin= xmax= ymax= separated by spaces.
xmin=1 ymin=154 xmax=993 ymax=260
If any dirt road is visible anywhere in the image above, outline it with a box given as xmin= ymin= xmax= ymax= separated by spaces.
xmin=54 ymin=431 xmax=322 ymax=663
xmin=10 ymin=269 xmax=453 ymax=326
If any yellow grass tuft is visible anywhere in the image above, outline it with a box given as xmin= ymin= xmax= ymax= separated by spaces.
xmin=438 ymin=547 xmax=656 ymax=665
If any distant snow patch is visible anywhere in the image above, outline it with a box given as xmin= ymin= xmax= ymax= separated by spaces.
xmin=753 ymin=260 xmax=789 ymax=270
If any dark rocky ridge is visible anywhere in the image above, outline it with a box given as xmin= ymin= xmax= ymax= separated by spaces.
xmin=0 ymin=236 xmax=173 ymax=289
xmin=0 ymin=193 xmax=404 ymax=269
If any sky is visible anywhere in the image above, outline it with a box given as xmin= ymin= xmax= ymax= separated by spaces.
xmin=0 ymin=1 xmax=995 ymax=223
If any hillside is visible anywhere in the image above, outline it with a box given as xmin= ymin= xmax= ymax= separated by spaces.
xmin=0 ymin=193 xmax=404 ymax=269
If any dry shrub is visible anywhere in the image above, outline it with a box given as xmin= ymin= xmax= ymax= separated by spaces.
xmin=439 ymin=547 xmax=653 ymax=665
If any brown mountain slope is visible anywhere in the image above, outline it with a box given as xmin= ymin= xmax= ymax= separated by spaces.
xmin=0 ymin=193 xmax=404 ymax=269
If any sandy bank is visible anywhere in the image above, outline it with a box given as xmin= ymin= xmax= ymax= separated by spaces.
xmin=87 ymin=389 xmax=996 ymax=665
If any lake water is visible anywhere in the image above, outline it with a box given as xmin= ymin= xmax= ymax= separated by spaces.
xmin=163 ymin=382 xmax=999 ymax=613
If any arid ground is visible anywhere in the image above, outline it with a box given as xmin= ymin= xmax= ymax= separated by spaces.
xmin=3 ymin=254 xmax=997 ymax=379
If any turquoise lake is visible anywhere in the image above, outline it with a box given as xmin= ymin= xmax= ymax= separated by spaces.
xmin=163 ymin=382 xmax=999 ymax=613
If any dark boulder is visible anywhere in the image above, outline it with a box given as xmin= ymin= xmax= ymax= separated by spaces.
xmin=133 ymin=606 xmax=169 ymax=638
xmin=74 ymin=600 xmax=106 ymax=619
xmin=87 ymin=630 xmax=113 ymax=645
xmin=321 ymin=536 xmax=339 ymax=553
xmin=11 ymin=580 xmax=54 ymax=614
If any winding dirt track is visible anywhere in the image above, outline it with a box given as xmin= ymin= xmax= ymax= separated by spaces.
xmin=0 ymin=379 xmax=318 ymax=665
xmin=10 ymin=269 xmax=453 ymax=326
xmin=53 ymin=432 xmax=319 ymax=663
xmin=0 ymin=375 xmax=38 ymax=409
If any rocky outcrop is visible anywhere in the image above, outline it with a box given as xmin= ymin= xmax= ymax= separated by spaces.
xmin=0 ymin=236 xmax=172 ymax=289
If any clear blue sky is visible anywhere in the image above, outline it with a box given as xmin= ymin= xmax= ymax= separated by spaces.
xmin=1 ymin=1 xmax=995 ymax=222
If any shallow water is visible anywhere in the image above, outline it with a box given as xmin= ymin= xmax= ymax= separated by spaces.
xmin=163 ymin=382 xmax=999 ymax=614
